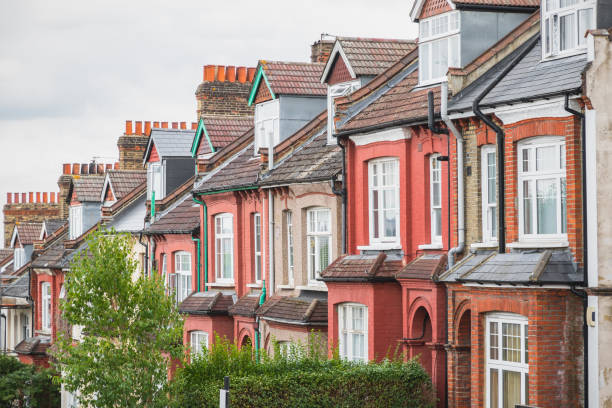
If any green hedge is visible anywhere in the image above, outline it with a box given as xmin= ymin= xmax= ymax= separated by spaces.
xmin=0 ymin=354 xmax=60 ymax=408
xmin=170 ymin=336 xmax=435 ymax=408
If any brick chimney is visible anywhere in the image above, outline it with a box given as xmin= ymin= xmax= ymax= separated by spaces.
xmin=195 ymin=65 xmax=255 ymax=119
xmin=311 ymin=38 xmax=335 ymax=63
xmin=117 ymin=120 xmax=151 ymax=170
xmin=3 ymin=191 xmax=61 ymax=245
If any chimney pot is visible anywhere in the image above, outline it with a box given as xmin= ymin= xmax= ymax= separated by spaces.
xmin=114 ymin=162 xmax=120 ymax=170
xmin=144 ymin=121 xmax=151 ymax=135
xmin=63 ymin=163 xmax=71 ymax=174
xmin=180 ymin=122 xmax=187 ymax=129
xmin=28 ymin=192 xmax=33 ymax=203
xmin=191 ymin=122 xmax=198 ymax=130
xmin=247 ymin=68 xmax=256 ymax=82
xmin=50 ymin=192 xmax=56 ymax=203
xmin=97 ymin=164 xmax=104 ymax=174
xmin=72 ymin=163 xmax=80 ymax=174
xmin=153 ymin=121 xmax=160 ymax=128
xmin=21 ymin=193 xmax=26 ymax=203
xmin=204 ymin=65 xmax=215 ymax=82
xmin=43 ymin=192 xmax=48 ymax=203
xmin=13 ymin=193 xmax=19 ymax=204
xmin=88 ymin=163 xmax=96 ymax=174
xmin=226 ymin=66 xmax=236 ymax=82
xmin=81 ymin=164 xmax=88 ymax=174
xmin=36 ymin=192 xmax=41 ymax=203
xmin=237 ymin=67 xmax=247 ymax=83
xmin=171 ymin=122 xmax=178 ymax=129
xmin=216 ymin=65 xmax=226 ymax=82
xmin=135 ymin=121 xmax=143 ymax=134
xmin=6 ymin=193 xmax=12 ymax=204
xmin=105 ymin=164 xmax=112 ymax=171
xmin=161 ymin=122 xmax=168 ymax=129
xmin=125 ymin=120 xmax=133 ymax=135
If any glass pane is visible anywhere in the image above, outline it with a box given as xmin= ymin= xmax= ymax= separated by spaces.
xmin=372 ymin=190 xmax=379 ymax=238
xmin=318 ymin=210 xmax=330 ymax=232
xmin=502 ymin=370 xmax=522 ymax=408
xmin=353 ymin=334 xmax=364 ymax=361
xmin=545 ymin=18 xmax=551 ymax=54
xmin=309 ymin=237 xmax=316 ymax=278
xmin=490 ymin=368 xmax=499 ymax=408
xmin=353 ymin=307 xmax=364 ymax=330
xmin=318 ymin=236 xmax=330 ymax=274
xmin=537 ymin=179 xmax=558 ymax=234
xmin=384 ymin=209 xmax=397 ymax=238
xmin=578 ymin=8 xmax=594 ymax=45
xmin=561 ymin=177 xmax=567 ymax=234
xmin=560 ymin=0 xmax=578 ymax=7
xmin=560 ymin=13 xmax=577 ymax=51
xmin=525 ymin=324 xmax=529 ymax=364
xmin=420 ymin=44 xmax=430 ymax=81
xmin=434 ymin=208 xmax=442 ymax=237
xmin=536 ymin=146 xmax=557 ymax=172
xmin=490 ymin=207 xmax=497 ymax=239
xmin=371 ymin=163 xmax=378 ymax=187
xmin=523 ymin=180 xmax=533 ymax=234
xmin=432 ymin=38 xmax=449 ymax=79
xmin=522 ymin=148 xmax=530 ymax=173
xmin=433 ymin=181 xmax=441 ymax=206
xmin=502 ymin=323 xmax=521 ymax=363
xmin=420 ymin=21 xmax=429 ymax=38
xmin=490 ymin=321 xmax=499 ymax=360
xmin=383 ymin=161 xmax=396 ymax=186
xmin=525 ymin=374 xmax=529 ymax=403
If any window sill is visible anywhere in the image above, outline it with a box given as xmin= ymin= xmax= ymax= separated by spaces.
xmin=296 ymin=284 xmax=327 ymax=292
xmin=507 ymin=241 xmax=569 ymax=249
xmin=277 ymin=284 xmax=295 ymax=290
xmin=470 ymin=242 xmax=498 ymax=250
xmin=418 ymin=243 xmax=443 ymax=250
xmin=246 ymin=283 xmax=262 ymax=288
xmin=357 ymin=243 xmax=402 ymax=251
xmin=205 ymin=281 xmax=235 ymax=288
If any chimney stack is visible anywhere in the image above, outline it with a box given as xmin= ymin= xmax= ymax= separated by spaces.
xmin=311 ymin=38 xmax=335 ymax=63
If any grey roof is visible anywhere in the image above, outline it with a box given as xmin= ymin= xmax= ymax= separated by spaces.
xmin=439 ymin=251 xmax=496 ymax=282
xmin=145 ymin=128 xmax=196 ymax=160
xmin=43 ymin=220 xmax=66 ymax=237
xmin=1 ymin=273 xmax=29 ymax=298
xmin=146 ymin=193 xmax=200 ymax=234
xmin=74 ymin=176 xmax=105 ymax=202
xmin=449 ymin=36 xmax=587 ymax=112
xmin=31 ymin=231 xmax=69 ymax=269
xmin=451 ymin=250 xmax=582 ymax=284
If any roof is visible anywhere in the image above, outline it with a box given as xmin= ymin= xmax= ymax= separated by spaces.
xmin=445 ymin=250 xmax=582 ymax=284
xmin=228 ymin=291 xmax=262 ymax=317
xmin=320 ymin=253 xmax=403 ymax=282
xmin=105 ymin=170 xmax=147 ymax=201
xmin=1 ymin=273 xmax=29 ymax=298
xmin=396 ymin=254 xmax=447 ymax=280
xmin=194 ymin=116 xmax=254 ymax=156
xmin=42 ymin=219 xmax=65 ymax=237
xmin=439 ymin=250 xmax=496 ymax=282
xmin=14 ymin=222 xmax=44 ymax=246
xmin=194 ymin=140 xmax=261 ymax=194
xmin=144 ymin=128 xmax=196 ymax=162
xmin=322 ymin=37 xmax=416 ymax=81
xmin=453 ymin=0 xmax=539 ymax=7
xmin=15 ymin=336 xmax=51 ymax=356
xmin=250 ymin=61 xmax=327 ymax=103
xmin=0 ymin=249 xmax=12 ymax=263
xmin=146 ymin=194 xmax=200 ymax=234
xmin=178 ymin=291 xmax=236 ymax=315
xmin=449 ymin=36 xmax=587 ymax=111
xmin=73 ymin=176 xmax=105 ymax=202
xmin=258 ymin=294 xmax=328 ymax=325
xmin=31 ymin=230 xmax=69 ymax=269
xmin=259 ymin=117 xmax=342 ymax=186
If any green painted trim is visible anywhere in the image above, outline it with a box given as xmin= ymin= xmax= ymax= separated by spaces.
xmin=191 ymin=236 xmax=200 ymax=292
xmin=197 ymin=186 xmax=258 ymax=196
xmin=191 ymin=118 xmax=216 ymax=158
xmin=247 ymin=65 xmax=276 ymax=106
xmin=192 ymin=196 xmax=208 ymax=292
xmin=151 ymin=191 xmax=156 ymax=218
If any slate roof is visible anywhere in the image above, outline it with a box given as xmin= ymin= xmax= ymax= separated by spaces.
xmin=228 ymin=291 xmax=262 ymax=317
xmin=179 ymin=291 xmax=236 ymax=315
xmin=258 ymin=295 xmax=328 ymax=325
xmin=107 ymin=170 xmax=147 ymax=200
xmin=336 ymin=37 xmax=417 ymax=77
xmin=320 ymin=253 xmax=403 ymax=282
xmin=396 ymin=254 xmax=447 ymax=280
xmin=31 ymin=230 xmax=69 ymax=269
xmin=146 ymin=194 xmax=200 ymax=234
xmin=1 ymin=273 xmax=29 ymax=298
xmin=439 ymin=250 xmax=496 ymax=282
xmin=445 ymin=250 xmax=582 ymax=284
xmin=198 ymin=116 xmax=254 ymax=155
xmin=449 ymin=36 xmax=587 ymax=112
xmin=15 ymin=336 xmax=51 ymax=356
xmin=15 ymin=223 xmax=44 ymax=245
xmin=194 ymin=140 xmax=261 ymax=194
xmin=260 ymin=61 xmax=327 ymax=96
xmin=0 ymin=249 xmax=13 ymax=263
xmin=259 ymin=117 xmax=342 ymax=186
xmin=42 ymin=220 xmax=65 ymax=237
xmin=74 ymin=176 xmax=105 ymax=202
xmin=146 ymin=128 xmax=196 ymax=160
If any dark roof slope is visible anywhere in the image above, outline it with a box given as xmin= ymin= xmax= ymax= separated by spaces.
xmin=337 ymin=37 xmax=416 ymax=77
xmin=146 ymin=194 xmax=200 ymax=234
xmin=0 ymin=249 xmax=12 ymax=263
xmin=15 ymin=336 xmax=51 ymax=356
xmin=198 ymin=116 xmax=254 ymax=155
xmin=43 ymin=220 xmax=65 ymax=237
xmin=1 ymin=273 xmax=29 ymax=298
xmin=228 ymin=291 xmax=262 ymax=317
xmin=260 ymin=61 xmax=327 ymax=96
xmin=320 ymin=253 xmax=402 ymax=282
xmin=107 ymin=170 xmax=147 ymax=200
xmin=146 ymin=128 xmax=196 ymax=159
xmin=15 ymin=223 xmax=44 ymax=245
xmin=31 ymin=231 xmax=69 ymax=269
xmin=453 ymin=0 xmax=539 ymax=7
xmin=179 ymin=291 xmax=236 ymax=315
xmin=258 ymin=295 xmax=327 ymax=325
xmin=396 ymin=254 xmax=447 ymax=280
xmin=74 ymin=176 xmax=105 ymax=202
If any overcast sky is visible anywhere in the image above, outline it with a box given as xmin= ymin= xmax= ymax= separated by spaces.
xmin=0 ymin=0 xmax=418 ymax=247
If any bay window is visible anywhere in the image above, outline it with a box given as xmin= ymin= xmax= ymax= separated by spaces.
xmin=253 ymin=213 xmax=262 ymax=282
xmin=41 ymin=282 xmax=51 ymax=331
xmin=518 ymin=137 xmax=567 ymax=240
xmin=307 ymin=208 xmax=331 ymax=284
xmin=486 ymin=314 xmax=529 ymax=408
xmin=286 ymin=211 xmax=294 ymax=286
xmin=190 ymin=330 xmax=209 ymax=356
xmin=327 ymin=80 xmax=361 ymax=144
xmin=430 ymin=155 xmax=442 ymax=244
xmin=368 ymin=158 xmax=400 ymax=243
xmin=254 ymin=99 xmax=280 ymax=155
xmin=543 ymin=0 xmax=595 ymax=58
xmin=419 ymin=11 xmax=460 ymax=84
xmin=175 ymin=251 xmax=192 ymax=303
xmin=481 ymin=145 xmax=498 ymax=243
xmin=215 ymin=213 xmax=234 ymax=282
xmin=338 ymin=303 xmax=368 ymax=362
xmin=69 ymin=205 xmax=83 ymax=240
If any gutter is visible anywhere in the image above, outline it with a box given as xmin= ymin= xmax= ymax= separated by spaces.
xmin=192 ymin=196 xmax=208 ymax=292
xmin=472 ymin=35 xmax=540 ymax=254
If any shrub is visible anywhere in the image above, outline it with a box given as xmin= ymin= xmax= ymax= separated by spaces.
xmin=0 ymin=354 xmax=60 ymax=408
xmin=170 ymin=335 xmax=435 ymax=408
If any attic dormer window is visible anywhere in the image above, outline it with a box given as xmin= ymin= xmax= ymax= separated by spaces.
xmin=419 ymin=11 xmax=461 ymax=85
xmin=543 ymin=0 xmax=594 ymax=58
xmin=327 ymin=80 xmax=361 ymax=144
xmin=14 ymin=247 xmax=26 ymax=270
xmin=147 ymin=162 xmax=164 ymax=201
xmin=254 ymin=99 xmax=279 ymax=155
xmin=69 ymin=205 xmax=83 ymax=240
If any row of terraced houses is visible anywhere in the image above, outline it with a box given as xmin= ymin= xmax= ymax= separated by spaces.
xmin=1 ymin=0 xmax=612 ymax=406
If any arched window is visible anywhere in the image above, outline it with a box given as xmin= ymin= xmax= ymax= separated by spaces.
xmin=338 ymin=303 xmax=368 ymax=362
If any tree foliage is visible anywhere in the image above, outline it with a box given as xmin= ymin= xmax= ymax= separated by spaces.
xmin=0 ymin=354 xmax=59 ymax=408
xmin=52 ymin=230 xmax=184 ymax=408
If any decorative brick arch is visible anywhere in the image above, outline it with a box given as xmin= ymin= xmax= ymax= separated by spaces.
xmin=452 ymin=300 xmax=471 ymax=343
xmin=406 ymin=296 xmax=434 ymax=337
xmin=238 ymin=328 xmax=253 ymax=350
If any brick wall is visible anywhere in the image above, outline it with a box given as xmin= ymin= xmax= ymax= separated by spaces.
xmin=327 ymin=54 xmax=353 ymax=85
xmin=195 ymin=65 xmax=255 ymax=119
xmin=118 ymin=121 xmax=149 ymax=170
xmin=310 ymin=39 xmax=334 ymax=64
xmin=3 ymin=193 xmax=60 ymax=244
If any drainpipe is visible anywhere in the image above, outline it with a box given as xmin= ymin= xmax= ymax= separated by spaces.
xmin=0 ymin=314 xmax=6 ymax=353
xmin=472 ymin=35 xmax=539 ymax=254
xmin=440 ymin=81 xmax=465 ymax=268
xmin=331 ymin=137 xmax=347 ymax=254
xmin=192 ymin=196 xmax=208 ymax=292
xmin=191 ymin=236 xmax=201 ymax=292
xmin=255 ymin=280 xmax=266 ymax=363
xmin=565 ymin=93 xmax=588 ymax=408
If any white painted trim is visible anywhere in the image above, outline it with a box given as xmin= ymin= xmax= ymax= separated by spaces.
xmin=585 ymin=108 xmax=598 ymax=288
xmin=296 ymin=284 xmax=327 ymax=292
xmin=586 ymin=32 xmax=595 ymax=62
xmin=349 ymin=127 xmax=410 ymax=146
xmin=9 ymin=227 xmax=19 ymax=248
xmin=588 ymin=295 xmax=599 ymax=407
xmin=357 ymin=243 xmax=402 ymax=251
xmin=246 ymin=283 xmax=262 ymax=288
xmin=507 ymin=241 xmax=569 ymax=249
xmin=463 ymin=282 xmax=574 ymax=289
xmin=418 ymin=243 xmax=443 ymax=250
xmin=321 ymin=41 xmax=357 ymax=84
xmin=494 ymin=97 xmax=572 ymax=124
xmin=470 ymin=242 xmax=499 ymax=250
xmin=205 ymin=282 xmax=235 ymax=288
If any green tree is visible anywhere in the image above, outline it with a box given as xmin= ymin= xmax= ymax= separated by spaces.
xmin=53 ymin=230 xmax=184 ymax=408
xmin=0 ymin=354 xmax=59 ymax=408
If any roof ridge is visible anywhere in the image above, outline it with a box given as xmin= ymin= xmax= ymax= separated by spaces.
xmin=338 ymin=36 xmax=416 ymax=43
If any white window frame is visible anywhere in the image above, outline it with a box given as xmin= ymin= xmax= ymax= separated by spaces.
xmin=41 ymin=282 xmax=51 ymax=331
xmin=338 ymin=303 xmax=368 ymax=362
xmin=430 ymin=154 xmax=443 ymax=244
xmin=542 ymin=0 xmax=596 ymax=59
xmin=327 ymin=80 xmax=361 ymax=144
xmin=161 ymin=253 xmax=168 ymax=290
xmin=253 ymin=213 xmax=262 ymax=282
xmin=307 ymin=208 xmax=332 ymax=285
xmin=174 ymin=251 xmax=192 ymax=303
xmin=13 ymin=247 xmax=26 ymax=270
xmin=368 ymin=158 xmax=400 ymax=244
xmin=254 ymin=99 xmax=280 ymax=155
xmin=190 ymin=330 xmax=209 ymax=356
xmin=517 ymin=137 xmax=567 ymax=241
xmin=286 ymin=211 xmax=294 ymax=286
xmin=418 ymin=11 xmax=461 ymax=85
xmin=148 ymin=162 xmax=164 ymax=201
xmin=481 ymin=145 xmax=498 ymax=244
xmin=485 ymin=313 xmax=529 ymax=408
xmin=69 ymin=205 xmax=83 ymax=240
xmin=215 ymin=213 xmax=234 ymax=283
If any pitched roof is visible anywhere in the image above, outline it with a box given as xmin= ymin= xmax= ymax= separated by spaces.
xmin=31 ymin=230 xmax=69 ymax=269
xmin=15 ymin=336 xmax=51 ymax=356
xmin=228 ymin=291 xmax=262 ymax=317
xmin=195 ymin=116 xmax=254 ymax=156
xmin=439 ymin=250 xmax=496 ymax=282
xmin=453 ymin=0 xmax=539 ymax=7
xmin=146 ymin=194 xmax=200 ymax=234
xmin=320 ymin=253 xmax=403 ymax=282
xmin=396 ymin=254 xmax=447 ymax=280
xmin=144 ymin=128 xmax=196 ymax=162
xmin=14 ymin=222 xmax=44 ymax=245
xmin=178 ymin=291 xmax=236 ymax=315
xmin=73 ymin=176 xmax=105 ymax=202
xmin=106 ymin=170 xmax=147 ymax=201
xmin=258 ymin=295 xmax=328 ymax=325
xmin=0 ymin=249 xmax=14 ymax=263
xmin=42 ymin=219 xmax=65 ymax=238
xmin=253 ymin=61 xmax=327 ymax=100
xmin=1 ymin=273 xmax=29 ymax=298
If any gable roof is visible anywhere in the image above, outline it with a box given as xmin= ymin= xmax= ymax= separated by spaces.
xmin=73 ymin=176 xmax=105 ymax=203
xmin=191 ymin=115 xmax=254 ymax=157
xmin=143 ymin=128 xmax=196 ymax=163
xmin=101 ymin=170 xmax=147 ymax=203
xmin=321 ymin=37 xmax=416 ymax=82
xmin=31 ymin=230 xmax=69 ymax=269
xmin=41 ymin=219 xmax=65 ymax=239
xmin=409 ymin=0 xmax=538 ymax=21
xmin=1 ymin=273 xmax=29 ymax=298
xmin=13 ymin=222 xmax=44 ymax=246
xmin=248 ymin=61 xmax=327 ymax=105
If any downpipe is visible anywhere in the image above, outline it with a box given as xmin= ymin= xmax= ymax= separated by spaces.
xmin=331 ymin=135 xmax=347 ymax=254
